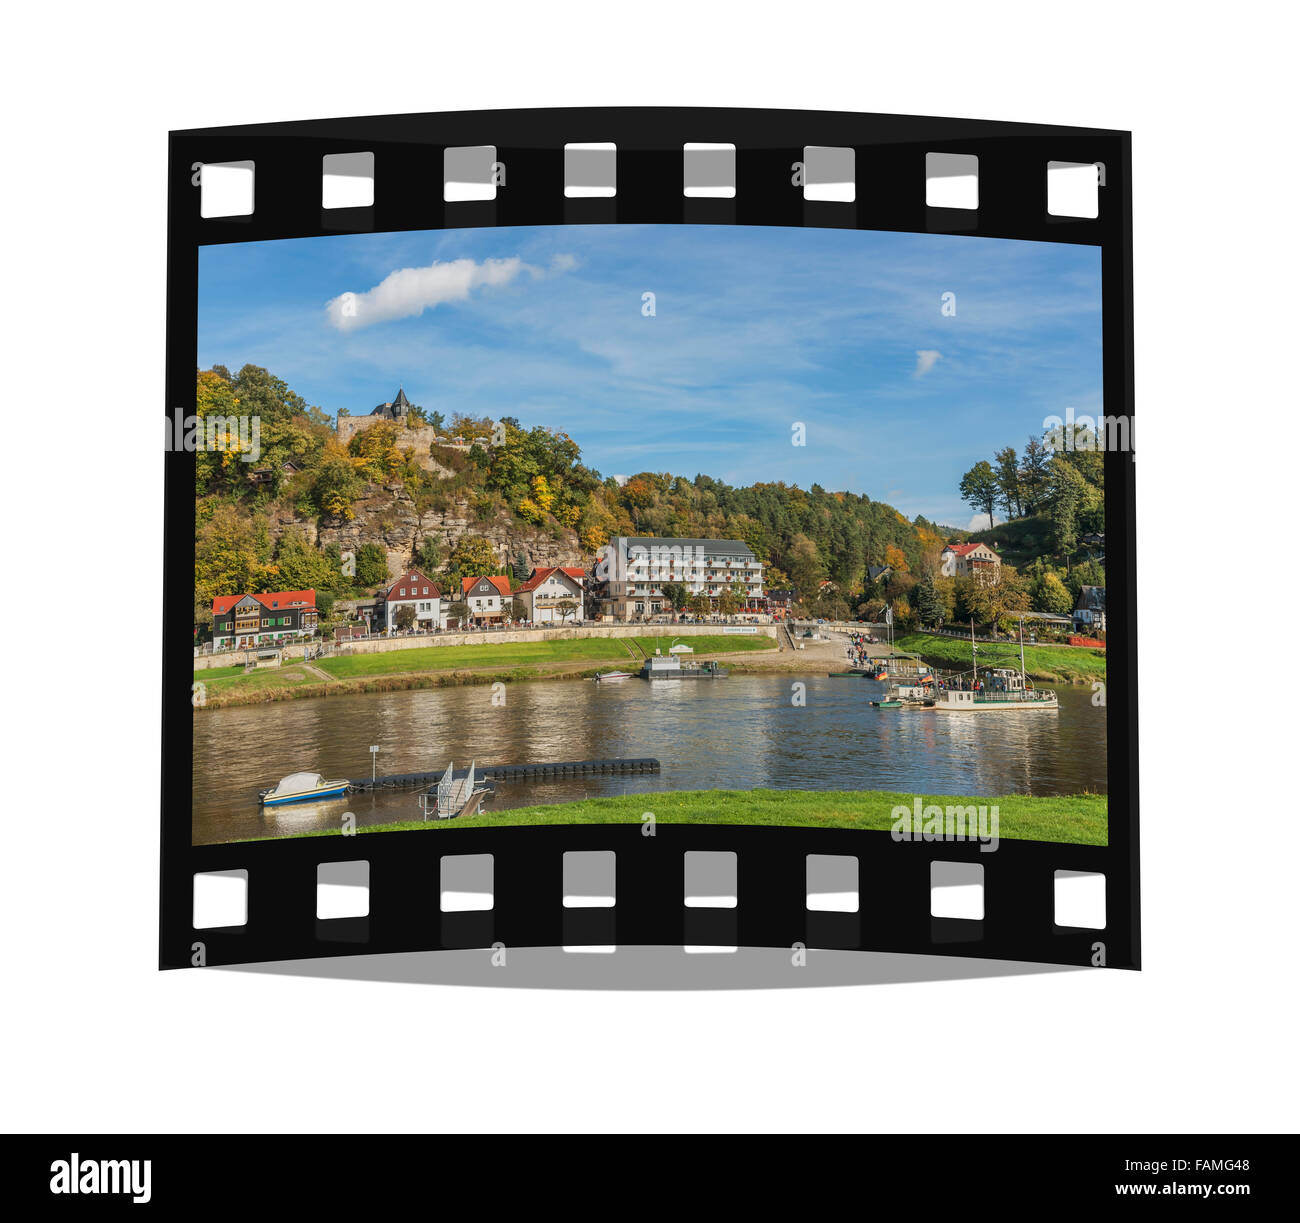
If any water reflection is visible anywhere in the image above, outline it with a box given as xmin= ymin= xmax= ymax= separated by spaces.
xmin=192 ymin=674 xmax=1106 ymax=845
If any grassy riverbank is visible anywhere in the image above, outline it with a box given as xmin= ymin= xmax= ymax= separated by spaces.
xmin=194 ymin=634 xmax=778 ymax=708
xmin=893 ymin=632 xmax=1107 ymax=683
xmin=260 ymin=787 xmax=1107 ymax=846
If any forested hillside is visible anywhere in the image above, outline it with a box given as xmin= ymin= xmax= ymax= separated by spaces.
xmin=191 ymin=364 xmax=1104 ymax=635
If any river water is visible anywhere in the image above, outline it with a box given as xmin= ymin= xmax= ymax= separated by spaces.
xmin=191 ymin=674 xmax=1107 ymax=844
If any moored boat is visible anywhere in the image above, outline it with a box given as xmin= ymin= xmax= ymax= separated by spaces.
xmin=640 ymin=655 xmax=728 ymax=680
xmin=931 ymin=668 xmax=1058 ymax=711
xmin=259 ymin=771 xmax=350 ymax=806
xmin=929 ymin=620 xmax=1058 ymax=712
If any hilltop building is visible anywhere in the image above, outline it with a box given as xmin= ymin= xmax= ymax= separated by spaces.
xmin=940 ymin=541 xmax=1002 ymax=582
xmin=370 ymin=387 xmax=414 ymax=421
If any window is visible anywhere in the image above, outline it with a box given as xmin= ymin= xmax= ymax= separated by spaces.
xmin=399 ymin=588 xmax=406 ymax=596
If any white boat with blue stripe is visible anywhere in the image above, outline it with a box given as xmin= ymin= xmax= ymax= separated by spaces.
xmin=259 ymin=771 xmax=350 ymax=806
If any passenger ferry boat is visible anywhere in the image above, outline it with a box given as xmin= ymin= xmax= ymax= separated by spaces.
xmin=870 ymin=621 xmax=1058 ymax=712
xmin=930 ymin=620 xmax=1057 ymax=711
xmin=869 ymin=677 xmax=937 ymax=708
xmin=931 ymin=667 xmax=1057 ymax=711
xmin=640 ymin=655 xmax=728 ymax=680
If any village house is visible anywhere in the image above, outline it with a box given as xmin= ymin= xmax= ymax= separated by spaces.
xmin=514 ymin=566 xmax=586 ymax=623
xmin=1073 ymin=585 xmax=1107 ymax=634
xmin=940 ymin=541 xmax=1002 ymax=582
xmin=766 ymin=589 xmax=797 ymax=617
xmin=461 ymin=574 xmax=513 ymax=625
xmin=211 ymin=589 xmax=318 ymax=650
xmin=595 ymin=536 xmax=766 ymax=620
xmin=382 ymin=568 xmax=442 ymax=634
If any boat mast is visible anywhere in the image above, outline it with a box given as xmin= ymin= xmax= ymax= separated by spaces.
xmin=970 ymin=616 xmax=977 ymax=679
xmin=1019 ymin=617 xmax=1027 ymax=689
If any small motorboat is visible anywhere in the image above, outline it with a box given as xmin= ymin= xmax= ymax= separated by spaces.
xmin=592 ymin=671 xmax=634 ymax=681
xmin=259 ymin=771 xmax=350 ymax=806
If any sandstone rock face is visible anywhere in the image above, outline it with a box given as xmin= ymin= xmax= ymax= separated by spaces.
xmin=336 ymin=416 xmax=467 ymax=476
xmin=267 ymin=484 xmax=584 ymax=579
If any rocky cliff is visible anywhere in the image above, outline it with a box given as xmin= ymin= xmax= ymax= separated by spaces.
xmin=268 ymin=484 xmax=584 ymax=579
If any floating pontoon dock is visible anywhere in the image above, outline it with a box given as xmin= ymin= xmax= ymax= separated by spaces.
xmin=346 ymin=758 xmax=660 ymax=792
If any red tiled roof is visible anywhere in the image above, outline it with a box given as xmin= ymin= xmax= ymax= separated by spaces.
xmin=461 ymin=574 xmax=512 ymax=598
xmin=386 ymin=569 xmax=440 ymax=602
xmin=515 ymin=566 xmax=585 ymax=594
xmin=212 ymin=589 xmax=316 ymax=615
xmin=944 ymin=542 xmax=992 ymax=557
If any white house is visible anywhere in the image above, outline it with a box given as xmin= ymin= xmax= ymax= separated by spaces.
xmin=515 ymin=566 xmax=585 ymax=623
xmin=383 ymin=568 xmax=442 ymax=634
xmin=940 ymin=541 xmax=1002 ymax=581
xmin=1073 ymin=585 xmax=1106 ymax=634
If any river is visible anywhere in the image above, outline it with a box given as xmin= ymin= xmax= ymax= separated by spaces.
xmin=191 ymin=673 xmax=1107 ymax=844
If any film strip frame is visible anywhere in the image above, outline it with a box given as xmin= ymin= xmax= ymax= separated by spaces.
xmin=162 ymin=107 xmax=1137 ymax=972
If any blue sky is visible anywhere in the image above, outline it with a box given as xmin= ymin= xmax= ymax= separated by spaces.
xmin=198 ymin=224 xmax=1102 ymax=528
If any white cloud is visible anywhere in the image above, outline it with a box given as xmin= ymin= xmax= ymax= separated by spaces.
xmin=326 ymin=256 xmax=534 ymax=331
xmin=967 ymin=512 xmax=1001 ymax=531
xmin=550 ymin=253 xmax=579 ymax=272
xmin=914 ymin=349 xmax=942 ymax=377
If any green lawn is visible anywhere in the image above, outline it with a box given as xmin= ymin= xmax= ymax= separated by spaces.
xmin=315 ymin=637 xmax=637 ymax=678
xmin=894 ymin=632 xmax=1107 ymax=683
xmin=308 ymin=634 xmax=774 ymax=679
xmin=194 ymin=633 xmax=781 ymax=704
xmin=196 ymin=665 xmax=246 ymax=681
xmin=196 ymin=664 xmax=322 ymax=698
xmin=270 ymin=787 xmax=1107 ymax=846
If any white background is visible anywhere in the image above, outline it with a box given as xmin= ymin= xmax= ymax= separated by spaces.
xmin=1 ymin=1 xmax=1295 ymax=1133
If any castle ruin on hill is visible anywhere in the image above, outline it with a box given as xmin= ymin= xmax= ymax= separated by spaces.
xmin=335 ymin=385 xmax=474 ymax=472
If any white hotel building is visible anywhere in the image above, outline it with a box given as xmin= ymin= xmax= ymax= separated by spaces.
xmin=597 ymin=536 xmax=766 ymax=620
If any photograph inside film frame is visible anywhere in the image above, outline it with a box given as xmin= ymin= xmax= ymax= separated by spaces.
xmin=191 ymin=222 xmax=1109 ymax=853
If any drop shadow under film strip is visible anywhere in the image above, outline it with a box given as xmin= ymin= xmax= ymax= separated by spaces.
xmin=163 ymin=107 xmax=1137 ymax=972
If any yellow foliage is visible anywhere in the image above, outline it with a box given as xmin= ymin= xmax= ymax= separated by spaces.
xmin=321 ymin=491 xmax=355 ymax=520
xmin=531 ymin=474 xmax=555 ymax=513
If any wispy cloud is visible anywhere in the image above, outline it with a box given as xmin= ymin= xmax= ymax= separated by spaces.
xmin=914 ymin=349 xmax=942 ymax=377
xmin=325 ymin=256 xmax=542 ymax=331
xmin=200 ymin=225 xmax=1101 ymax=524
